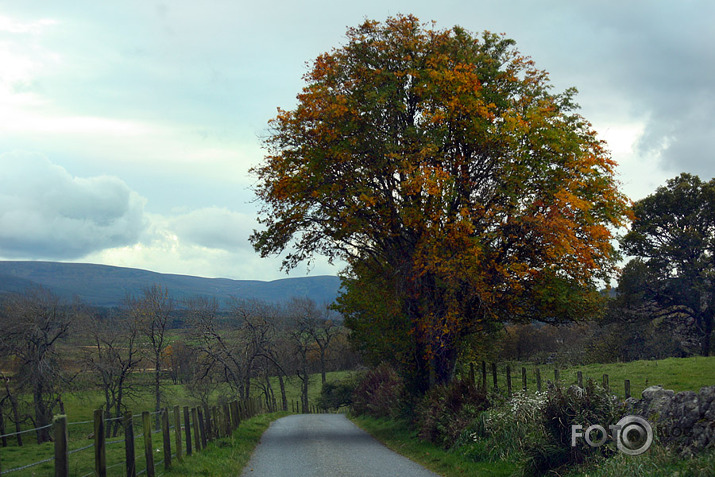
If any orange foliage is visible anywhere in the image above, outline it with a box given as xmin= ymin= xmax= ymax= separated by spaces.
xmin=251 ymin=15 xmax=632 ymax=391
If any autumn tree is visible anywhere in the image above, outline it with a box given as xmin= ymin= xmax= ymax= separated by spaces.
xmin=251 ymin=15 xmax=631 ymax=392
xmin=620 ymin=173 xmax=715 ymax=356
xmin=0 ymin=287 xmax=73 ymax=443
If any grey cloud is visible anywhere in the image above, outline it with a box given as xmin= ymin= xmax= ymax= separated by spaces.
xmin=565 ymin=2 xmax=715 ymax=179
xmin=0 ymin=151 xmax=147 ymax=259
xmin=170 ymin=207 xmax=253 ymax=251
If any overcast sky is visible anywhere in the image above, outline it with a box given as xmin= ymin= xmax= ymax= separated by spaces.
xmin=1 ymin=1 xmax=713 ymax=280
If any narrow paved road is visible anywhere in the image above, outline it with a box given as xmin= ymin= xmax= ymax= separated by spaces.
xmin=241 ymin=414 xmax=440 ymax=476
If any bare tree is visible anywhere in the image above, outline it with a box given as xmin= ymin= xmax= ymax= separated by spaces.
xmin=81 ymin=307 xmax=142 ymax=436
xmin=186 ymin=296 xmax=248 ymax=398
xmin=286 ymin=298 xmax=324 ymax=412
xmin=0 ymin=371 xmax=24 ymax=446
xmin=0 ymin=287 xmax=73 ymax=443
xmin=126 ymin=284 xmax=173 ymax=428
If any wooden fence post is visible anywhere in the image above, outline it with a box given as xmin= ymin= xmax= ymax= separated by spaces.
xmin=192 ymin=407 xmax=201 ymax=452
xmin=603 ymin=374 xmax=609 ymax=392
xmin=183 ymin=406 xmax=192 ymax=456
xmin=469 ymin=362 xmax=475 ymax=385
xmin=173 ymin=406 xmax=182 ymax=463
xmin=124 ymin=412 xmax=136 ymax=477
xmin=161 ymin=408 xmax=171 ymax=470
xmin=522 ymin=367 xmax=527 ymax=392
xmin=203 ymin=403 xmax=213 ymax=442
xmin=228 ymin=401 xmax=236 ymax=430
xmin=536 ymin=368 xmax=542 ymax=392
xmin=94 ymin=409 xmax=106 ymax=477
xmin=198 ymin=407 xmax=207 ymax=449
xmin=577 ymin=371 xmax=583 ymax=388
xmin=223 ymin=403 xmax=231 ymax=436
xmin=238 ymin=401 xmax=242 ymax=428
xmin=54 ymin=415 xmax=69 ymax=477
xmin=554 ymin=368 xmax=559 ymax=386
xmin=211 ymin=407 xmax=219 ymax=438
xmin=625 ymin=379 xmax=631 ymax=399
xmin=506 ymin=365 xmax=512 ymax=395
xmin=141 ymin=411 xmax=155 ymax=477
xmin=481 ymin=361 xmax=487 ymax=393
xmin=492 ymin=363 xmax=498 ymax=390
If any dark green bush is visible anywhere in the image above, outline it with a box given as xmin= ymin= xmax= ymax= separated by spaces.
xmin=414 ymin=379 xmax=489 ymax=448
xmin=317 ymin=377 xmax=358 ymax=411
xmin=351 ymin=363 xmax=405 ymax=418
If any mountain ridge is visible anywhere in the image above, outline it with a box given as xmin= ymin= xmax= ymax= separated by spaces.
xmin=0 ymin=261 xmax=341 ymax=307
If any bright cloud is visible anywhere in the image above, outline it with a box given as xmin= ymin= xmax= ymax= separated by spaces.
xmin=169 ymin=207 xmax=255 ymax=251
xmin=0 ymin=151 xmax=147 ymax=259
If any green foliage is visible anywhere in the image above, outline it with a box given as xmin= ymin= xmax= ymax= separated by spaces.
xmin=414 ymin=379 xmax=489 ymax=448
xmin=619 ymin=173 xmax=715 ymax=356
xmin=317 ymin=376 xmax=359 ymax=411
xmin=351 ymin=363 xmax=405 ymax=418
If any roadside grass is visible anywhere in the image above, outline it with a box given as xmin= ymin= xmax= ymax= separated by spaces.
xmin=350 ymin=415 xmax=518 ymax=477
xmin=562 ymin=446 xmax=715 ymax=477
xmin=163 ymin=411 xmax=290 ymax=477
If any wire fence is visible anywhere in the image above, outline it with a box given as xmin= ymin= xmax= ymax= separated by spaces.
xmin=0 ymin=397 xmax=266 ymax=476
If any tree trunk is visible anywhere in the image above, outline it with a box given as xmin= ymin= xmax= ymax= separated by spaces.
xmin=10 ymin=394 xmax=22 ymax=446
xmin=320 ymin=348 xmax=327 ymax=385
xmin=33 ymin=386 xmax=51 ymax=444
xmin=278 ymin=373 xmax=288 ymax=411
xmin=154 ymin=353 xmax=162 ymax=430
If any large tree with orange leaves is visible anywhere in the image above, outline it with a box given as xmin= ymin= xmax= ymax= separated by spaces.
xmin=251 ymin=16 xmax=631 ymax=393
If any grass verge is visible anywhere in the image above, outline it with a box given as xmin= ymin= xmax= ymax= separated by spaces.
xmin=350 ymin=414 xmax=518 ymax=477
xmin=163 ymin=411 xmax=290 ymax=477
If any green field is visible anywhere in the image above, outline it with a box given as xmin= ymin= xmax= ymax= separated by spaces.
xmin=474 ymin=356 xmax=715 ymax=399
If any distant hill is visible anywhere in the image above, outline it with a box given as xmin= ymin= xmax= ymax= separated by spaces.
xmin=0 ymin=261 xmax=341 ymax=308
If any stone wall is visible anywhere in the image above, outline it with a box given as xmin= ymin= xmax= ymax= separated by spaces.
xmin=626 ymin=384 xmax=715 ymax=456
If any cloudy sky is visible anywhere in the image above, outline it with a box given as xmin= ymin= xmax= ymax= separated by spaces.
xmin=0 ymin=1 xmax=713 ymax=280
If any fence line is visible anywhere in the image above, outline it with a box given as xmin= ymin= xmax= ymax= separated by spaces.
xmin=472 ymin=361 xmax=637 ymax=399
xmin=0 ymin=395 xmax=269 ymax=477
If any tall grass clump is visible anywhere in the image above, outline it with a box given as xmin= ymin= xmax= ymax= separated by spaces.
xmin=455 ymin=389 xmax=548 ymax=462
xmin=522 ymin=379 xmax=624 ymax=476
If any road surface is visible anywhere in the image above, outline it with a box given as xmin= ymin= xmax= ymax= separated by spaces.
xmin=241 ymin=414 xmax=440 ymax=476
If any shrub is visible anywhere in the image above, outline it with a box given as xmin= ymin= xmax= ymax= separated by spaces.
xmin=414 ymin=379 xmax=489 ymax=448
xmin=523 ymin=379 xmax=624 ymax=476
xmin=317 ymin=376 xmax=358 ymax=411
xmin=351 ymin=363 xmax=405 ymax=418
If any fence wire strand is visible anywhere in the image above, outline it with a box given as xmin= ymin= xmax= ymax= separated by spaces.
xmin=0 ymin=422 xmax=53 ymax=439
xmin=1 ymin=455 xmax=54 ymax=474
